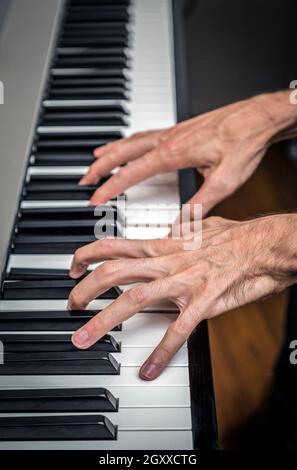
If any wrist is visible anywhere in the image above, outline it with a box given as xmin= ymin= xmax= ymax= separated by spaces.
xmin=253 ymin=90 xmax=297 ymax=144
xmin=258 ymin=213 xmax=297 ymax=286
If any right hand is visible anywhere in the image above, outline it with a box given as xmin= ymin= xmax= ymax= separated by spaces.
xmin=68 ymin=213 xmax=297 ymax=380
xmin=80 ymin=92 xmax=290 ymax=215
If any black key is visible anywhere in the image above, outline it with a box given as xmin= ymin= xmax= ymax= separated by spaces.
xmin=62 ymin=25 xmax=128 ymax=36
xmin=60 ymin=36 xmax=128 ymax=47
xmin=0 ymin=415 xmax=117 ymax=441
xmin=69 ymin=1 xmax=130 ymax=6
xmin=62 ymin=22 xmax=128 ymax=31
xmin=12 ymin=239 xmax=111 ymax=254
xmin=17 ymin=219 xmax=115 ymax=230
xmin=42 ymin=101 xmax=128 ymax=111
xmin=0 ymin=351 xmax=120 ymax=375
xmin=0 ymin=388 xmax=119 ymax=413
xmin=0 ymin=310 xmax=122 ymax=332
xmin=16 ymin=205 xmax=121 ymax=229
xmin=51 ymin=67 xmax=126 ymax=78
xmin=7 ymin=267 xmax=79 ymax=279
xmin=49 ymin=77 xmax=127 ymax=87
xmin=14 ymin=221 xmax=120 ymax=238
xmin=27 ymin=174 xmax=109 ymax=185
xmin=18 ymin=205 xmax=107 ymax=217
xmin=31 ymin=150 xmax=96 ymax=166
xmin=54 ymin=55 xmax=127 ymax=68
xmin=36 ymin=129 xmax=123 ymax=139
xmin=48 ymin=86 xmax=128 ymax=100
xmin=35 ymin=136 xmax=120 ymax=149
xmin=56 ymin=47 xmax=127 ymax=57
xmin=18 ymin=205 xmax=117 ymax=219
xmin=67 ymin=3 xmax=130 ymax=10
xmin=40 ymin=111 xmax=127 ymax=126
xmin=26 ymin=174 xmax=111 ymax=185
xmin=0 ymin=334 xmax=120 ymax=353
xmin=24 ymin=184 xmax=98 ymax=201
xmin=12 ymin=236 xmax=105 ymax=255
xmin=13 ymin=206 xmax=122 ymax=253
xmin=2 ymin=279 xmax=121 ymax=300
xmin=61 ymin=21 xmax=129 ymax=34
xmin=23 ymin=174 xmax=119 ymax=200
xmin=66 ymin=8 xmax=129 ymax=23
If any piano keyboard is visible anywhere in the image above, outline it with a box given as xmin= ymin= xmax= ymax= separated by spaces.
xmin=0 ymin=0 xmax=217 ymax=451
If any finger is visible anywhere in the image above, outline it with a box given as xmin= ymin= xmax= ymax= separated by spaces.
xmin=68 ymin=257 xmax=170 ymax=311
xmin=139 ymin=311 xmax=196 ymax=380
xmin=80 ymin=132 xmax=161 ymax=185
xmin=71 ymin=277 xmax=178 ymax=349
xmin=89 ymin=148 xmax=175 ymax=204
xmin=93 ymin=129 xmax=162 ymax=159
xmin=69 ymin=237 xmax=185 ymax=279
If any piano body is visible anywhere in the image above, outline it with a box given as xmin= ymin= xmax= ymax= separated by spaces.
xmin=0 ymin=0 xmax=217 ymax=449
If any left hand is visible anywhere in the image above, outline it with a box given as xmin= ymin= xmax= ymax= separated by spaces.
xmin=68 ymin=214 xmax=296 ymax=380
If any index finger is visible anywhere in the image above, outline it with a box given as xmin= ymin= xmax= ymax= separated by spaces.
xmin=71 ymin=277 xmax=177 ymax=349
xmin=69 ymin=237 xmax=186 ymax=279
xmin=89 ymin=148 xmax=173 ymax=204
xmin=80 ymin=132 xmax=161 ymax=185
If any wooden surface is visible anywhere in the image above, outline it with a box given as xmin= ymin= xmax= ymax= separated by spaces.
xmin=208 ymin=143 xmax=297 ymax=448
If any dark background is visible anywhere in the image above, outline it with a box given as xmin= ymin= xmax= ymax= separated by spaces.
xmin=182 ymin=0 xmax=296 ymax=116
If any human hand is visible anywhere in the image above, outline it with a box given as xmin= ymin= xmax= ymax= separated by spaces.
xmin=80 ymin=91 xmax=295 ymax=215
xmin=68 ymin=213 xmax=297 ymax=380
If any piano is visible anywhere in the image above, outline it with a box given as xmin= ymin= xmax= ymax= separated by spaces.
xmin=0 ymin=0 xmax=217 ymax=450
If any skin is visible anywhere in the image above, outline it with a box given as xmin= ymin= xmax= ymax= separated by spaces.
xmin=68 ymin=89 xmax=297 ymax=380
xmin=68 ymin=214 xmax=297 ymax=380
xmin=81 ymin=90 xmax=297 ymax=215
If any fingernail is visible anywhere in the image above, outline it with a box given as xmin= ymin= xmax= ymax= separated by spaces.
xmin=69 ymin=268 xmax=81 ymax=279
xmin=140 ymin=362 xmax=161 ymax=381
xmin=72 ymin=329 xmax=89 ymax=347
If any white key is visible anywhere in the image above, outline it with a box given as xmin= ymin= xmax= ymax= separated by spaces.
xmin=0 ymin=408 xmax=191 ymax=431
xmin=0 ymin=311 xmax=180 ymax=345
xmin=0 ymin=366 xmax=189 ymax=388
xmin=0 ymin=430 xmax=193 ymax=450
xmin=115 ymin=347 xmax=188 ymax=366
xmin=0 ymin=385 xmax=190 ymax=408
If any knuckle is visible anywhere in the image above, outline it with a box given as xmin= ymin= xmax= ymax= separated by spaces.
xmin=168 ymin=318 xmax=191 ymax=341
xmin=69 ymin=289 xmax=84 ymax=308
xmin=161 ymin=140 xmax=178 ymax=158
xmin=73 ymin=247 xmax=85 ymax=265
xmin=98 ymin=237 xmax=115 ymax=252
xmin=94 ymin=313 xmax=112 ymax=332
xmin=203 ymin=216 xmax=225 ymax=228
xmin=143 ymin=239 xmax=161 ymax=257
xmin=131 ymin=131 xmax=145 ymax=139
xmin=99 ymin=260 xmax=120 ymax=277
xmin=159 ymin=139 xmax=184 ymax=169
xmin=88 ymin=165 xmax=98 ymax=177
xmin=125 ymin=286 xmax=147 ymax=306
